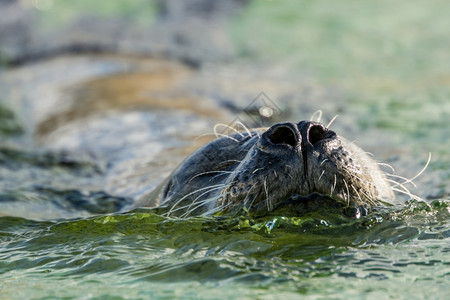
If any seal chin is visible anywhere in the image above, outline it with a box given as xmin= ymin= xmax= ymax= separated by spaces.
xmin=268 ymin=193 xmax=370 ymax=218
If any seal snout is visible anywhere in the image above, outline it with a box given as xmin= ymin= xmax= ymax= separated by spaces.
xmin=261 ymin=122 xmax=337 ymax=152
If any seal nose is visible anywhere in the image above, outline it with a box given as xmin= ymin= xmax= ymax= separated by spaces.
xmin=308 ymin=124 xmax=328 ymax=145
xmin=298 ymin=121 xmax=336 ymax=147
xmin=264 ymin=122 xmax=300 ymax=148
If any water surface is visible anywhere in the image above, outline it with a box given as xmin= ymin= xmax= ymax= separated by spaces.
xmin=1 ymin=1 xmax=449 ymax=299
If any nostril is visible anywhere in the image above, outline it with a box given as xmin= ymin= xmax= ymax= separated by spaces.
xmin=308 ymin=125 xmax=328 ymax=145
xmin=267 ymin=125 xmax=298 ymax=148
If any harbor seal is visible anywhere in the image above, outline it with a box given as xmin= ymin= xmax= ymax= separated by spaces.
xmin=138 ymin=121 xmax=395 ymax=217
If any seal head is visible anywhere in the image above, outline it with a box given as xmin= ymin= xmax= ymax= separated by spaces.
xmin=154 ymin=121 xmax=394 ymax=217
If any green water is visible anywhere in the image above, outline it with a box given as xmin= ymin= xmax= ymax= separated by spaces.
xmin=1 ymin=200 xmax=449 ymax=299
xmin=1 ymin=1 xmax=450 ymax=299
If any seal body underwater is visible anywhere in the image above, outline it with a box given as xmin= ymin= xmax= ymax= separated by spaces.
xmin=136 ymin=121 xmax=395 ymax=217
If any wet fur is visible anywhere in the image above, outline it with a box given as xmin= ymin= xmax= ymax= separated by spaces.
xmin=137 ymin=121 xmax=422 ymax=217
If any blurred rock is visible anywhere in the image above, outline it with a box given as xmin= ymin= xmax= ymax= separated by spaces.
xmin=0 ymin=0 xmax=249 ymax=67
xmin=0 ymin=0 xmax=34 ymax=63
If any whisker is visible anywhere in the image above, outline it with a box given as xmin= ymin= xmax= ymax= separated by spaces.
xmin=168 ymin=188 xmax=226 ymax=218
xmin=377 ymin=162 xmax=395 ymax=173
xmin=391 ymin=187 xmax=423 ymax=201
xmin=384 ymin=153 xmax=430 ymax=191
xmin=401 ymin=152 xmax=431 ymax=186
xmin=343 ymin=179 xmax=350 ymax=205
xmin=351 ymin=184 xmax=363 ymax=205
xmin=231 ymin=121 xmax=253 ymax=137
xmin=212 ymin=133 xmax=239 ymax=142
xmin=201 ymin=203 xmax=227 ymax=216
xmin=330 ymin=174 xmax=337 ymax=198
xmin=359 ymin=189 xmax=374 ymax=204
xmin=182 ymin=185 xmax=227 ymax=215
xmin=320 ymin=159 xmax=329 ymax=166
xmin=364 ymin=151 xmax=374 ymax=157
xmin=326 ymin=115 xmax=339 ymax=128
xmin=318 ymin=170 xmax=325 ymax=182
xmin=252 ymin=167 xmax=265 ymax=174
xmin=188 ymin=170 xmax=233 ymax=183
xmin=385 ymin=175 xmax=417 ymax=188
xmin=214 ymin=123 xmax=245 ymax=137
xmin=263 ymin=178 xmax=271 ymax=211
xmin=243 ymin=184 xmax=259 ymax=212
xmin=164 ymin=184 xmax=226 ymax=216
xmin=385 ymin=179 xmax=414 ymax=198
xmin=310 ymin=110 xmax=323 ymax=123
xmin=386 ymin=176 xmax=412 ymax=192
xmin=203 ymin=193 xmax=236 ymax=216
xmin=180 ymin=194 xmax=223 ymax=218
xmin=219 ymin=159 xmax=243 ymax=165
xmin=194 ymin=132 xmax=220 ymax=142
xmin=284 ymin=164 xmax=293 ymax=179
